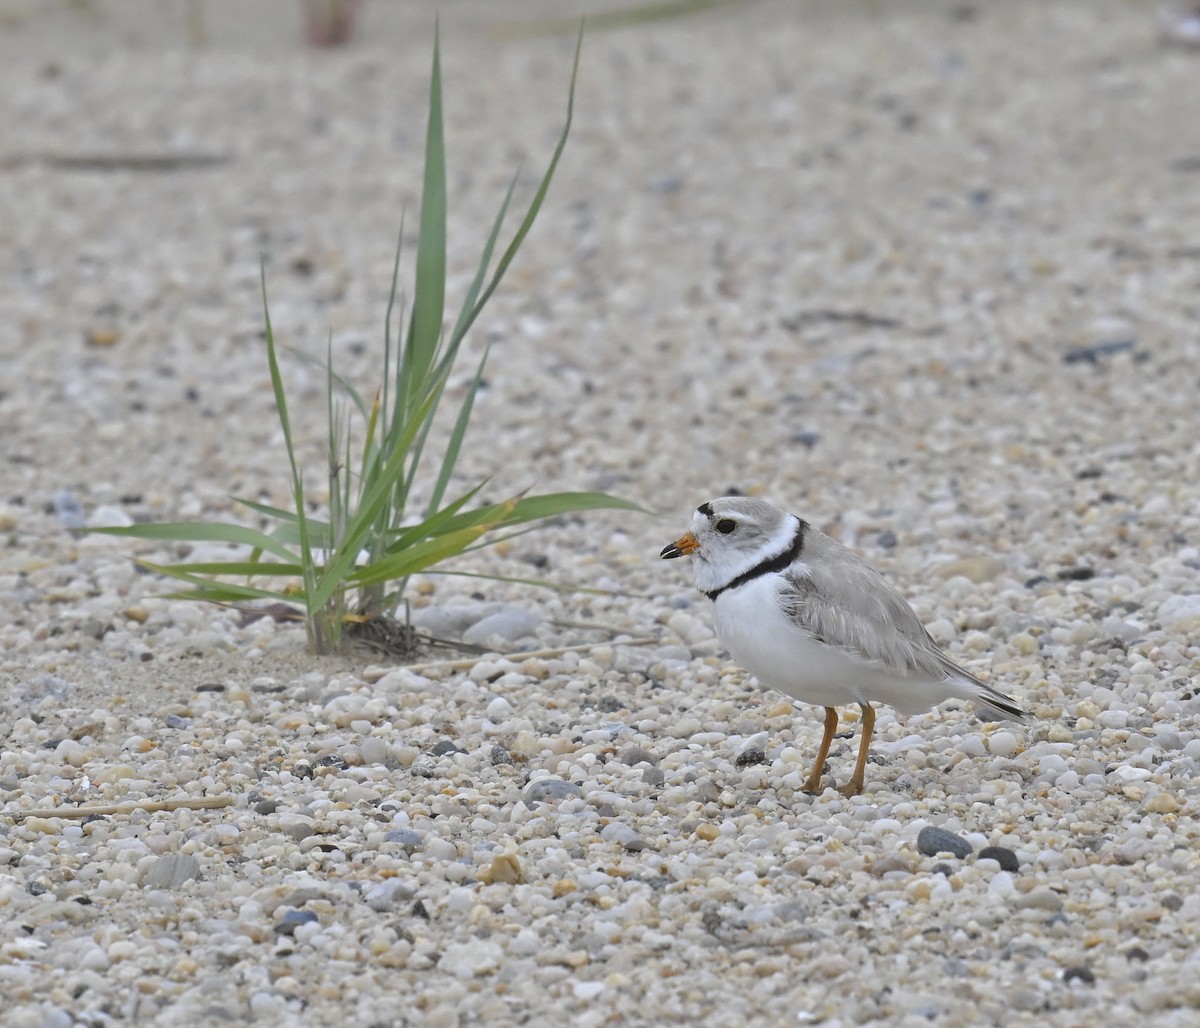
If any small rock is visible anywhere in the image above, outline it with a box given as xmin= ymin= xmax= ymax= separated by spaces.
xmin=987 ymin=731 xmax=1019 ymax=757
xmin=917 ymin=826 xmax=972 ymax=859
xmin=618 ymin=745 xmax=658 ymax=766
xmin=53 ymin=490 xmax=86 ymax=530
xmin=462 ymin=606 xmax=538 ymax=646
xmin=522 ymin=779 xmax=584 ymax=805
xmin=142 ymin=854 xmax=200 ymax=890
xmin=364 ymin=879 xmax=417 ymax=912
xmin=1062 ymin=966 xmax=1095 ymax=985
xmin=274 ymin=909 xmax=319 ymax=936
xmin=1062 ymin=339 xmax=1134 ymax=364
xmin=439 ymin=940 xmax=503 ymax=979
xmin=477 ymin=852 xmax=524 ymax=885
xmin=408 ymin=603 xmax=495 ymax=639
xmin=1013 ymin=889 xmax=1063 ymax=913
xmin=431 ymin=739 xmax=464 ymax=757
xmin=735 ymin=749 xmax=766 ymax=767
xmin=86 ymin=505 xmax=133 ymax=529
xmin=490 ymin=745 xmax=513 ymax=766
xmin=600 ymin=823 xmax=647 ymax=851
xmin=870 ymin=854 xmax=913 ymax=878
xmin=384 ymin=829 xmax=424 ymax=853
xmin=1143 ymin=792 xmax=1181 ymax=815
xmin=978 ymin=846 xmax=1019 ymax=872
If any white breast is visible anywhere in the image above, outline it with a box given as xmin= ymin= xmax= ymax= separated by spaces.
xmin=711 ymin=573 xmax=962 ymax=714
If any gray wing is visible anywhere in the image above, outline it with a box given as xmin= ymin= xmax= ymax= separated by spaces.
xmin=778 ymin=554 xmax=958 ymax=683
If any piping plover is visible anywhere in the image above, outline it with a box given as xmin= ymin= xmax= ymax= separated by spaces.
xmin=661 ymin=497 xmax=1027 ymax=795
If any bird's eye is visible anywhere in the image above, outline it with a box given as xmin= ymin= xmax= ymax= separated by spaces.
xmin=715 ymin=518 xmax=737 ymax=534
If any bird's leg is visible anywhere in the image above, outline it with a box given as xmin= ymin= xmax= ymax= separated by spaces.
xmin=839 ymin=702 xmax=876 ymax=796
xmin=802 ymin=706 xmax=839 ymax=794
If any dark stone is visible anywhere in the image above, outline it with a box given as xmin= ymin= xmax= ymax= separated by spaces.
xmin=1125 ymin=946 xmax=1151 ymax=962
xmin=1057 ymin=567 xmax=1095 ymax=581
xmin=917 ymin=826 xmax=973 ymax=859
xmin=253 ymin=799 xmax=278 ymax=815
xmin=275 ymin=909 xmax=319 ymax=936
xmin=489 ymin=745 xmax=513 ymax=766
xmin=876 ymin=530 xmax=898 ymax=549
xmin=431 ymin=739 xmax=463 ymax=757
xmin=313 ymin=755 xmax=347 ymax=770
xmin=597 ymin=695 xmax=624 ymax=714
xmin=735 ymin=749 xmax=766 ymax=767
xmin=1062 ymin=966 xmax=1095 ymax=985
xmin=979 ymin=846 xmax=1019 ymax=872
xmin=1063 ymin=340 xmax=1134 ymax=364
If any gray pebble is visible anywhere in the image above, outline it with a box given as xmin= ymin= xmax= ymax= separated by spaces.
xmin=522 ymin=779 xmax=584 ymax=804
xmin=384 ymin=829 xmax=424 ymax=853
xmin=618 ymin=745 xmax=658 ymax=766
xmin=364 ymin=879 xmax=418 ymax=912
xmin=408 ymin=603 xmax=496 ymax=639
xmin=142 ymin=853 xmax=200 ymax=890
xmin=275 ymin=909 xmax=319 ymax=936
xmin=642 ymin=767 xmax=666 ymax=787
xmin=600 ymin=823 xmax=648 ymax=851
xmin=917 ymin=826 xmax=973 ymax=859
xmin=490 ymin=745 xmax=513 ymax=766
xmin=53 ymin=489 xmax=86 ymax=530
xmin=462 ymin=605 xmax=538 ymax=646
xmin=1013 ymin=889 xmax=1064 ymax=913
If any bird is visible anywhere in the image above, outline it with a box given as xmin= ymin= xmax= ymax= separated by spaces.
xmin=660 ymin=496 xmax=1027 ymax=795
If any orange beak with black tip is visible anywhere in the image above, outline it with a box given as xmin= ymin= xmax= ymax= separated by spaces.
xmin=660 ymin=532 xmax=700 ymax=560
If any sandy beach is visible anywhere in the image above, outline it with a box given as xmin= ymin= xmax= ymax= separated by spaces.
xmin=2 ymin=1 xmax=1200 ymax=1024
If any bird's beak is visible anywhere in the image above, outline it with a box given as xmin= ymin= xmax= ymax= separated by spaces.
xmin=660 ymin=532 xmax=700 ymax=559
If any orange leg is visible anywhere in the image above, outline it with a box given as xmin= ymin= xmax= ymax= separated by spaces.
xmin=839 ymin=702 xmax=876 ymax=796
xmin=802 ymin=706 xmax=839 ymax=794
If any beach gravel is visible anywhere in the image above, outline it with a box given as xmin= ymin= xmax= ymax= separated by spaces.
xmin=2 ymin=1 xmax=1199 ymax=1025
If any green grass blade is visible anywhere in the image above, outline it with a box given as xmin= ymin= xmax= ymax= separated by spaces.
xmin=404 ymin=21 xmax=447 ymax=415
xmin=136 ymin=561 xmax=300 ymax=604
xmin=426 ymin=349 xmax=489 ymax=516
xmin=348 ymin=516 xmax=511 ymax=587
xmin=230 ymin=496 xmax=302 ymax=523
xmin=386 ymin=479 xmax=490 ymax=550
xmin=261 ymin=263 xmax=317 ymax=606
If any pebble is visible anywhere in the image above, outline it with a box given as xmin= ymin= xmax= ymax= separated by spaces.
xmin=142 ymin=853 xmax=200 ymax=890
xmin=5 ymin=7 xmax=1199 ymax=1027
xmin=522 ymin=779 xmax=585 ymax=804
xmin=462 ymin=606 xmax=538 ymax=646
xmin=917 ymin=826 xmax=973 ymax=860
xmin=978 ymin=846 xmax=1020 ymax=872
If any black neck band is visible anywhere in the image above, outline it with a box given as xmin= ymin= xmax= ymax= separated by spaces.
xmin=704 ymin=520 xmax=807 ymax=601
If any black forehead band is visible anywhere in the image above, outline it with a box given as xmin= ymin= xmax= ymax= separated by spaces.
xmin=697 ymin=502 xmax=714 ymax=517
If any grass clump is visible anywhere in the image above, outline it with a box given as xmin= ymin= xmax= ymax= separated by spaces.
xmin=93 ymin=28 xmax=642 ymax=655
